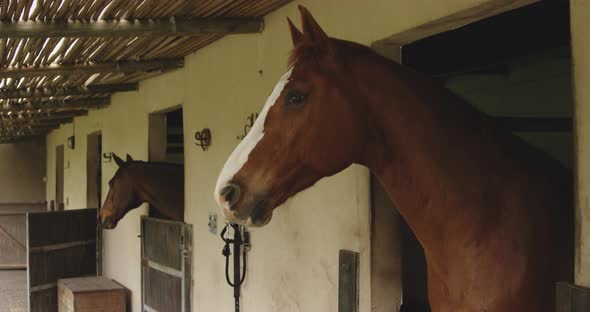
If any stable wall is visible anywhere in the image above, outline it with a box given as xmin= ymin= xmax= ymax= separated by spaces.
xmin=0 ymin=138 xmax=45 ymax=204
xmin=571 ymin=0 xmax=590 ymax=287
xmin=45 ymin=1 xmax=549 ymax=311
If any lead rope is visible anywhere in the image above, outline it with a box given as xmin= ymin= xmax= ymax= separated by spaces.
xmin=221 ymin=223 xmax=250 ymax=312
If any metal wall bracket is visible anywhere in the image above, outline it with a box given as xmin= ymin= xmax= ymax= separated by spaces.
xmin=339 ymin=249 xmax=359 ymax=312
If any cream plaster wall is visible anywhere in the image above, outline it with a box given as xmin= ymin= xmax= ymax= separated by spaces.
xmin=571 ymin=0 xmax=590 ymax=287
xmin=44 ymin=1 xmax=542 ymax=311
xmin=0 ymin=138 xmax=45 ymax=203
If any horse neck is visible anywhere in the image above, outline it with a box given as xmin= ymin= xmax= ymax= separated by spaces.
xmin=128 ymin=163 xmax=184 ymax=220
xmin=353 ymin=54 xmax=495 ymax=257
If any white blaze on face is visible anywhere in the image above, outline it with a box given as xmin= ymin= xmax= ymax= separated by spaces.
xmin=214 ymin=68 xmax=294 ymax=207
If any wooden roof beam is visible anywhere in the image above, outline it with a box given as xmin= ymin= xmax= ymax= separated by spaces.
xmin=0 ymin=117 xmax=72 ymax=125
xmin=0 ymin=17 xmax=264 ymax=38
xmin=0 ymin=59 xmax=183 ymax=79
xmin=0 ymin=135 xmax=44 ymax=144
xmin=0 ymin=83 xmax=138 ymax=100
xmin=0 ymin=128 xmax=54 ymax=138
xmin=1 ymin=110 xmax=89 ymax=120
xmin=0 ymin=98 xmax=109 ymax=114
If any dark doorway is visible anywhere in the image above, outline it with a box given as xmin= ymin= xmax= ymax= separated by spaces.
xmin=87 ymin=132 xmax=102 ymax=209
xmin=149 ymin=107 xmax=184 ymax=165
xmin=397 ymin=1 xmax=572 ymax=311
xmin=55 ymin=145 xmax=65 ymax=211
xmin=148 ymin=107 xmax=184 ymax=221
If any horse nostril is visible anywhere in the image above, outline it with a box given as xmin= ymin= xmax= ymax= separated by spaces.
xmin=220 ymin=184 xmax=241 ymax=210
xmin=101 ymin=216 xmax=113 ymax=228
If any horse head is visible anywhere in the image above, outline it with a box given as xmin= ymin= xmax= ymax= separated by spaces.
xmin=215 ymin=6 xmax=369 ymax=227
xmin=100 ymin=153 xmax=143 ymax=229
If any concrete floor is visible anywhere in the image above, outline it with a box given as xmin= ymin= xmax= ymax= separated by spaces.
xmin=0 ymin=270 xmax=27 ymax=312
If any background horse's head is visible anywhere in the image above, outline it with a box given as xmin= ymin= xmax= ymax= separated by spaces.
xmin=100 ymin=153 xmax=143 ymax=229
xmin=215 ymin=6 xmax=370 ymax=227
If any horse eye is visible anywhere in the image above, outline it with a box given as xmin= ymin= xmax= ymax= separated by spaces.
xmin=285 ymin=91 xmax=306 ymax=106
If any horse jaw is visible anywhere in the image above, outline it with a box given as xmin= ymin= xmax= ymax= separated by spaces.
xmin=214 ymin=68 xmax=294 ymax=221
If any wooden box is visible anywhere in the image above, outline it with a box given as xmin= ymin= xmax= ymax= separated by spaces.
xmin=58 ymin=276 xmax=126 ymax=312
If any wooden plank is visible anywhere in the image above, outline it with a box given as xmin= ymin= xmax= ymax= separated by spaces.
xmin=141 ymin=217 xmax=191 ymax=312
xmin=27 ymin=209 xmax=98 ymax=312
xmin=0 ymin=83 xmax=138 ymax=100
xmin=142 ymin=217 xmax=183 ymax=270
xmin=378 ymin=0 xmax=538 ymax=46
xmin=29 ymin=239 xmax=95 ymax=254
xmin=0 ymin=17 xmax=264 ymax=38
xmin=144 ymin=304 xmax=158 ymax=312
xmin=0 ymin=98 xmax=109 ymax=114
xmin=0 ymin=117 xmax=73 ymax=126
xmin=0 ymin=59 xmax=183 ymax=79
xmin=143 ymin=258 xmax=183 ymax=278
xmin=58 ymin=276 xmax=124 ymax=293
xmin=0 ymin=214 xmax=27 ymax=267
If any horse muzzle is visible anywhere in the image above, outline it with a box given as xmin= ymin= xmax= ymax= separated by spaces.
xmin=100 ymin=216 xmax=118 ymax=229
xmin=218 ymin=184 xmax=272 ymax=227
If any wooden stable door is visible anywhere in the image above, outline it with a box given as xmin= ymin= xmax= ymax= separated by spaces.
xmin=141 ymin=217 xmax=192 ymax=312
xmin=27 ymin=209 xmax=98 ymax=312
xmin=0 ymin=203 xmax=45 ymax=269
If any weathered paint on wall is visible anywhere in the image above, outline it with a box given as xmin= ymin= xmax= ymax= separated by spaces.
xmin=0 ymin=138 xmax=45 ymax=203
xmin=571 ymin=0 xmax=590 ymax=287
xmin=45 ymin=1 xmax=551 ymax=311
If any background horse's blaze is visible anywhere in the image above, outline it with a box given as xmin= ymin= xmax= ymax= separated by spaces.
xmin=100 ymin=153 xmax=184 ymax=229
xmin=214 ymin=5 xmax=573 ymax=312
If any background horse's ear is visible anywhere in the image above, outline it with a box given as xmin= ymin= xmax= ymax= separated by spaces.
xmin=298 ymin=5 xmax=331 ymax=48
xmin=287 ymin=17 xmax=303 ymax=46
xmin=113 ymin=153 xmax=125 ymax=168
xmin=126 ymin=154 xmax=134 ymax=162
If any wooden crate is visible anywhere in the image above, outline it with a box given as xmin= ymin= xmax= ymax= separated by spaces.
xmin=58 ymin=277 xmax=126 ymax=312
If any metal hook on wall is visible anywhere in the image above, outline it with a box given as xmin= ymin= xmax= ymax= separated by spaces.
xmin=195 ymin=128 xmax=212 ymax=151
xmin=102 ymin=152 xmax=113 ymax=163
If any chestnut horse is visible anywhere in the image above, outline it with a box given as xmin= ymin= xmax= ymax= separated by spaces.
xmin=100 ymin=154 xmax=184 ymax=229
xmin=214 ymin=6 xmax=573 ymax=312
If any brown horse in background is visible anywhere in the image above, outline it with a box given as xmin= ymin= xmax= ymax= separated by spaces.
xmin=214 ymin=6 xmax=573 ymax=312
xmin=100 ymin=154 xmax=184 ymax=229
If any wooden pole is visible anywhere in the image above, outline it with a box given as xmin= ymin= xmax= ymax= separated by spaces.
xmin=0 ymin=83 xmax=138 ymax=100
xmin=0 ymin=17 xmax=264 ymax=38
xmin=0 ymin=59 xmax=183 ymax=79
xmin=0 ymin=98 xmax=109 ymax=113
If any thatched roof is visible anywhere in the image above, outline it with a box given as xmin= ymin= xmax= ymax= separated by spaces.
xmin=0 ymin=0 xmax=291 ymax=143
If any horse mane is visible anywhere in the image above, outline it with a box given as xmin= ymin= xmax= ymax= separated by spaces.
xmin=288 ymin=38 xmax=381 ymax=68
xmin=128 ymin=160 xmax=183 ymax=168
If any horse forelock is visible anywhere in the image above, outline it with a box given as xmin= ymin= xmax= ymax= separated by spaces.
xmin=214 ymin=67 xmax=294 ymax=206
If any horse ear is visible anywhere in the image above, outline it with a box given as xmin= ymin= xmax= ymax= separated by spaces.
xmin=298 ymin=5 xmax=330 ymax=47
xmin=113 ymin=153 xmax=125 ymax=167
xmin=287 ymin=17 xmax=303 ymax=46
xmin=126 ymin=154 xmax=134 ymax=162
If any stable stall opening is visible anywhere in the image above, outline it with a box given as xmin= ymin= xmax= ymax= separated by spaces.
xmin=145 ymin=107 xmax=191 ymax=312
xmin=54 ymin=144 xmax=65 ymax=211
xmin=148 ymin=107 xmax=185 ymax=220
xmin=372 ymin=1 xmax=572 ymax=311
xmin=87 ymin=132 xmax=102 ymax=209
xmin=149 ymin=107 xmax=184 ymax=165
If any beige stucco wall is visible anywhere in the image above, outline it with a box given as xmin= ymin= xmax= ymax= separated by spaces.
xmin=43 ymin=1 xmax=547 ymax=311
xmin=571 ymin=0 xmax=590 ymax=287
xmin=0 ymin=138 xmax=46 ymax=203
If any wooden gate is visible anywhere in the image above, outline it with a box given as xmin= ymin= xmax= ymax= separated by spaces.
xmin=0 ymin=203 xmax=45 ymax=269
xmin=141 ymin=217 xmax=192 ymax=312
xmin=27 ymin=208 xmax=98 ymax=312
